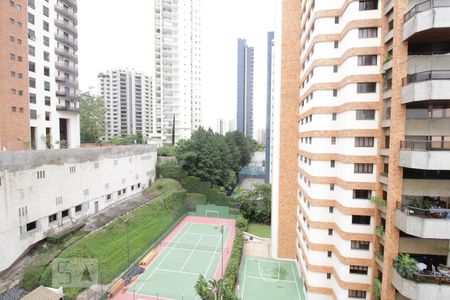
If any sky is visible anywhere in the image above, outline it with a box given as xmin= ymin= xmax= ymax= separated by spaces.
xmin=78 ymin=0 xmax=277 ymax=138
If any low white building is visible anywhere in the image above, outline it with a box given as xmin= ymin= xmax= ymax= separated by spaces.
xmin=0 ymin=145 xmax=157 ymax=272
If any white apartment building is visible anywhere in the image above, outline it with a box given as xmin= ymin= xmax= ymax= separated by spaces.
xmin=0 ymin=145 xmax=157 ymax=272
xmin=151 ymin=0 xmax=202 ymax=143
xmin=98 ymin=69 xmax=152 ymax=141
xmin=28 ymin=0 xmax=80 ymax=150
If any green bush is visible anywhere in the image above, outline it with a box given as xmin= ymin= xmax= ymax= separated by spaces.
xmin=224 ymin=215 xmax=247 ymax=289
xmin=156 ymin=161 xmax=185 ymax=180
xmin=186 ymin=193 xmax=207 ymax=210
xmin=181 ymin=176 xmax=235 ymax=207
xmin=157 ymin=146 xmax=177 ymax=157
xmin=394 ymin=253 xmax=418 ymax=279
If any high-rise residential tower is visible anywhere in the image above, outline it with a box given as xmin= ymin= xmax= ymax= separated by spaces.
xmin=236 ymin=38 xmax=254 ymax=138
xmin=98 ymin=69 xmax=152 ymax=141
xmin=0 ymin=0 xmax=80 ymax=151
xmin=152 ymin=0 xmax=202 ymax=144
xmin=265 ymin=32 xmax=275 ymax=183
xmin=274 ymin=0 xmax=450 ymax=299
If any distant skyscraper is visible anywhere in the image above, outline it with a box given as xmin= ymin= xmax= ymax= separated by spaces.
xmin=152 ymin=0 xmax=202 ymax=144
xmin=98 ymin=69 xmax=152 ymax=141
xmin=236 ymin=38 xmax=254 ymax=138
xmin=216 ymin=118 xmax=225 ymax=135
xmin=228 ymin=119 xmax=236 ymax=132
xmin=265 ymin=32 xmax=275 ymax=183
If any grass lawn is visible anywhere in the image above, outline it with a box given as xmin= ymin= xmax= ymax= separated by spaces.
xmin=34 ymin=179 xmax=188 ymax=299
xmin=247 ymin=223 xmax=271 ymax=238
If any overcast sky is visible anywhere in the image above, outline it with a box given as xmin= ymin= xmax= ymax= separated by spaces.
xmin=78 ymin=0 xmax=277 ymax=137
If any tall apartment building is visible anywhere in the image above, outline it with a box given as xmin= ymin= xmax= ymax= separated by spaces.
xmin=0 ymin=0 xmax=80 ymax=151
xmin=152 ymin=0 xmax=202 ymax=144
xmin=236 ymin=38 xmax=254 ymax=138
xmin=274 ymin=0 xmax=450 ymax=299
xmin=265 ymin=32 xmax=275 ymax=183
xmin=98 ymin=69 xmax=152 ymax=141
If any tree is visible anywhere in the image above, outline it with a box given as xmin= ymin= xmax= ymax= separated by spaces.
xmin=236 ymin=184 xmax=271 ymax=224
xmin=224 ymin=131 xmax=257 ymax=168
xmin=80 ymin=91 xmax=106 ymax=143
xmin=195 ymin=274 xmax=238 ymax=300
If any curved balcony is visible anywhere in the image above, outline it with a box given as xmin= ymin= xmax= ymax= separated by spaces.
xmin=55 ymin=62 xmax=78 ymax=75
xmin=56 ymin=77 xmax=79 ymax=89
xmin=392 ymin=267 xmax=450 ymax=299
xmin=55 ymin=48 xmax=78 ymax=63
xmin=56 ymin=105 xmax=79 ymax=113
xmin=400 ymin=141 xmax=450 ymax=170
xmin=402 ymin=70 xmax=450 ymax=103
xmin=54 ymin=33 xmax=78 ymax=50
xmin=61 ymin=0 xmax=77 ymax=12
xmin=404 ymin=0 xmax=450 ymax=42
xmin=396 ymin=202 xmax=450 ymax=239
xmin=54 ymin=5 xmax=77 ymax=24
xmin=54 ymin=19 xmax=77 ymax=37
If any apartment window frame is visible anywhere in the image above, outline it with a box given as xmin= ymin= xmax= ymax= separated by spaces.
xmin=358 ymin=27 xmax=378 ymax=39
xmin=355 ymin=137 xmax=374 ymax=147
xmin=358 ymin=55 xmax=378 ymax=66
xmin=352 ymin=215 xmax=371 ymax=225
xmin=353 ymin=189 xmax=372 ymax=199
xmin=26 ymin=221 xmax=37 ymax=232
xmin=357 ymin=82 xmax=377 ymax=93
xmin=349 ymin=290 xmax=367 ymax=299
xmin=359 ymin=0 xmax=378 ymax=11
xmin=354 ymin=163 xmax=374 ymax=174
xmin=350 ymin=265 xmax=369 ymax=275
xmin=351 ymin=240 xmax=370 ymax=250
xmin=356 ymin=109 xmax=376 ymax=120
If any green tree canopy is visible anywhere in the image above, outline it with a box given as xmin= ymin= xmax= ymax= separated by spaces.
xmin=79 ymin=91 xmax=106 ymax=143
xmin=236 ymin=184 xmax=271 ymax=224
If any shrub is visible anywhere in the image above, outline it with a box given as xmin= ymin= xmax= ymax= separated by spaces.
xmin=157 ymin=146 xmax=177 ymax=157
xmin=224 ymin=216 xmax=247 ymax=289
xmin=394 ymin=253 xmax=418 ymax=279
xmin=156 ymin=161 xmax=185 ymax=180
xmin=373 ymin=278 xmax=382 ymax=300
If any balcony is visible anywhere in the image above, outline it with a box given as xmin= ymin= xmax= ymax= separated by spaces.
xmin=396 ymin=201 xmax=450 ymax=239
xmin=56 ymin=90 xmax=79 ymax=101
xmin=54 ymin=4 xmax=77 ymax=24
xmin=61 ymin=0 xmax=77 ymax=12
xmin=56 ymin=105 xmax=80 ymax=113
xmin=400 ymin=141 xmax=450 ymax=170
xmin=403 ymin=179 xmax=450 ymax=197
xmin=402 ymin=70 xmax=450 ymax=103
xmin=55 ymin=48 xmax=78 ymax=62
xmin=54 ymin=19 xmax=77 ymax=37
xmin=55 ymin=62 xmax=78 ymax=75
xmin=54 ymin=33 xmax=78 ymax=50
xmin=405 ymin=118 xmax=450 ymax=136
xmin=404 ymin=1 xmax=450 ymax=42
xmin=392 ymin=267 xmax=450 ymax=299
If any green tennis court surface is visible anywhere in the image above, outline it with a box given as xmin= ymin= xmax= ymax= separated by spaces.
xmin=129 ymin=221 xmax=231 ymax=300
xmin=238 ymin=256 xmax=306 ymax=300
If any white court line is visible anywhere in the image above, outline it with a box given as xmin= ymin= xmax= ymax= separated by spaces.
xmin=240 ymin=257 xmax=248 ymax=298
xmin=180 ymin=234 xmax=204 ymax=272
xmin=155 ymin=267 xmax=198 ymax=276
xmin=183 ymin=232 xmax=222 ymax=238
xmin=290 ymin=263 xmax=302 ymax=300
xmin=212 ymin=225 xmax=231 ymax=278
xmin=204 ymin=232 xmax=222 ymax=277
xmin=245 ymin=275 xmax=297 ymax=283
xmin=135 ymin=222 xmax=193 ymax=295
xmin=163 ymin=245 xmax=220 ymax=255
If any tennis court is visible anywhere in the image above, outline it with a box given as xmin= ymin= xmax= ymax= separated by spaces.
xmin=114 ymin=216 xmax=235 ymax=300
xmin=237 ymin=256 xmax=306 ymax=300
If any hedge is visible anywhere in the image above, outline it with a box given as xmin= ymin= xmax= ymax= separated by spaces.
xmin=224 ymin=215 xmax=248 ymax=289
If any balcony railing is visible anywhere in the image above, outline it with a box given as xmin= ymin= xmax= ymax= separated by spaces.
xmin=405 ymin=0 xmax=450 ymax=21
xmin=54 ymin=19 xmax=77 ymax=36
xmin=56 ymin=105 xmax=80 ymax=113
xmin=402 ymin=70 xmax=450 ymax=86
xmin=55 ymin=62 xmax=78 ymax=75
xmin=55 ymin=48 xmax=78 ymax=62
xmin=397 ymin=202 xmax=450 ymax=219
xmin=401 ymin=140 xmax=450 ymax=151
xmin=54 ymin=4 xmax=77 ymax=23
xmin=54 ymin=33 xmax=78 ymax=50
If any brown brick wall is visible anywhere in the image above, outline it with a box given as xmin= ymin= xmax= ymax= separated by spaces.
xmin=0 ymin=0 xmax=30 ymax=151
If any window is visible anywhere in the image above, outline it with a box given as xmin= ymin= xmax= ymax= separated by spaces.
xmin=28 ymin=12 xmax=34 ymax=24
xmin=330 ymin=160 xmax=335 ymax=168
xmin=44 ymin=81 xmax=50 ymax=91
xmin=332 ymin=113 xmax=337 ymax=120
xmin=330 ymin=184 xmax=335 ymax=191
xmin=28 ymin=29 xmax=35 ymax=41
xmin=333 ymin=65 xmax=338 ymax=73
xmin=334 ymin=41 xmax=339 ymax=48
xmin=30 ymin=109 xmax=37 ymax=120
xmin=44 ymin=67 xmax=49 ymax=76
xmin=327 ymin=251 xmax=332 ymax=257
xmin=334 ymin=16 xmax=339 ymax=24
xmin=45 ymin=112 xmax=50 ymax=121
xmin=358 ymin=27 xmax=378 ymax=39
xmin=354 ymin=163 xmax=373 ymax=173
xmin=356 ymin=109 xmax=375 ymax=120
xmin=44 ymin=51 xmax=49 ymax=61
xmin=75 ymin=205 xmax=82 ymax=212
xmin=328 ymin=229 xmax=333 ymax=236
xmin=28 ymin=0 xmax=35 ymax=9
xmin=358 ymin=55 xmax=377 ymax=66
xmin=62 ymin=209 xmax=69 ymax=218
xmin=26 ymin=221 xmax=37 ymax=232
xmin=44 ymin=36 xmax=49 ymax=46
xmin=351 ymin=240 xmax=370 ymax=250
xmin=45 ymin=96 xmax=51 ymax=106
xmin=43 ymin=5 xmax=49 ymax=17
xmin=29 ymin=77 xmax=36 ymax=88
xmin=29 ymin=45 xmax=35 ymax=56
xmin=331 ymin=137 xmax=336 ymax=144
xmin=106 ymin=194 xmax=112 ymax=200
xmin=349 ymin=290 xmax=366 ymax=299
xmin=9 ymin=0 xmax=14 ymax=7
xmin=332 ymin=89 xmax=338 ymax=97
xmin=329 ymin=206 xmax=334 ymax=213
xmin=30 ymin=93 xmax=36 ymax=104
xmin=355 ymin=137 xmax=374 ymax=147
xmin=49 ymin=214 xmax=57 ymax=223
xmin=350 ymin=265 xmax=368 ymax=275
xmin=11 ymin=71 xmax=16 ymax=77
xmin=359 ymin=0 xmax=378 ymax=11
xmin=357 ymin=82 xmax=376 ymax=93
xmin=327 ymin=273 xmax=331 ymax=279
xmin=43 ymin=20 xmax=49 ymax=31
xmin=353 ymin=189 xmax=372 ymax=199
xmin=122 ymin=188 xmax=126 ymax=194
xmin=29 ymin=61 xmax=35 ymax=72
xmin=352 ymin=215 xmax=371 ymax=225
xmin=10 ymin=53 xmax=16 ymax=60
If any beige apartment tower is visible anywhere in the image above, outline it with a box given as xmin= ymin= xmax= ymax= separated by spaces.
xmin=274 ymin=0 xmax=450 ymax=299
